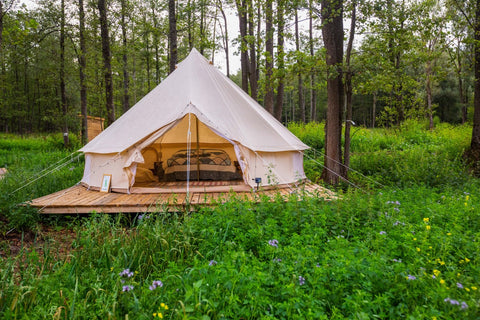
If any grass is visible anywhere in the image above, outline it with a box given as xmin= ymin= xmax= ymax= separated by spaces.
xmin=1 ymin=122 xmax=479 ymax=319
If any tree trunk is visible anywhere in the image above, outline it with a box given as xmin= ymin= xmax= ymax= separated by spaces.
xmin=295 ymin=7 xmax=305 ymax=123
xmin=247 ymin=0 xmax=258 ymax=100
xmin=321 ymin=0 xmax=344 ymax=185
xmin=217 ymin=1 xmax=230 ymax=77
xmin=470 ymin=0 xmax=480 ymax=158
xmin=121 ymin=0 xmax=130 ymax=113
xmin=264 ymin=0 xmax=274 ymax=115
xmin=457 ymin=41 xmax=467 ymax=124
xmin=426 ymin=60 xmax=434 ymax=130
xmin=187 ymin=0 xmax=194 ymax=50
xmin=372 ymin=91 xmax=377 ymax=128
xmin=98 ymin=0 xmax=115 ymax=125
xmin=60 ymin=0 xmax=69 ymax=147
xmin=236 ymin=0 xmax=250 ymax=93
xmin=79 ymin=0 xmax=88 ymax=144
xmin=274 ymin=0 xmax=285 ymax=122
xmin=343 ymin=0 xmax=356 ymax=178
xmin=168 ymin=0 xmax=177 ymax=74
xmin=199 ymin=0 xmax=206 ymax=54
xmin=309 ymin=0 xmax=317 ymax=122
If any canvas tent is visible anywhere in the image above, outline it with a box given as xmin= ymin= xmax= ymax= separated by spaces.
xmin=80 ymin=49 xmax=309 ymax=193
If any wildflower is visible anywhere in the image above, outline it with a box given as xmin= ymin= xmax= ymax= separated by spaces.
xmin=465 ymin=258 xmax=470 ymax=263
xmin=386 ymin=200 xmax=401 ymax=205
xmin=392 ymin=258 xmax=402 ymax=263
xmin=209 ymin=260 xmax=217 ymax=266
xmin=416 ymin=247 xmax=421 ymax=252
xmin=413 ymin=238 xmax=417 ymax=241
xmin=393 ymin=220 xmax=404 ymax=226
xmin=298 ymin=276 xmax=305 ymax=285
xmin=407 ymin=275 xmax=416 ymax=280
xmin=273 ymin=258 xmax=282 ymax=262
xmin=423 ymin=217 xmax=429 ymax=223
xmin=465 ymin=287 xmax=470 ymax=292
xmin=149 ymin=280 xmax=163 ymax=291
xmin=379 ymin=231 xmax=387 ymax=235
xmin=440 ymin=279 xmax=445 ymax=285
xmin=268 ymin=239 xmax=279 ymax=248
xmin=316 ymin=263 xmax=321 ymax=267
xmin=153 ymin=312 xmax=163 ymax=318
xmin=426 ymin=225 xmax=431 ymax=230
xmin=471 ymin=286 xmax=477 ymax=290
xmin=457 ymin=282 xmax=464 ymax=289
xmin=447 ymin=232 xmax=452 ymax=236
xmin=433 ymin=269 xmax=441 ymax=277
xmin=461 ymin=302 xmax=468 ymax=310
xmin=160 ymin=303 xmax=169 ymax=310
xmin=122 ymin=285 xmax=134 ymax=292
xmin=119 ymin=268 xmax=134 ymax=278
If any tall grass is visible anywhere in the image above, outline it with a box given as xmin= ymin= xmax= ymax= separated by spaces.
xmin=1 ymin=123 xmax=479 ymax=319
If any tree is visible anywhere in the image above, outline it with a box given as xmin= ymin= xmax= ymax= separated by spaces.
xmin=120 ymin=0 xmax=130 ymax=113
xmin=98 ymin=0 xmax=115 ymax=125
xmin=168 ymin=0 xmax=177 ymax=74
xmin=78 ymin=0 xmax=88 ymax=144
xmin=274 ymin=0 xmax=285 ymax=122
xmin=60 ymin=0 xmax=69 ymax=147
xmin=264 ymin=0 xmax=274 ymax=115
xmin=321 ymin=0 xmax=344 ymax=184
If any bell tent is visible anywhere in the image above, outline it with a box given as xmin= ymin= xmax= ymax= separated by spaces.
xmin=80 ymin=49 xmax=309 ymax=193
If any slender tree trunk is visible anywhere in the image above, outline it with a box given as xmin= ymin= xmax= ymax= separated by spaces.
xmin=151 ymin=2 xmax=160 ymax=84
xmin=0 ymin=0 xmax=3 ymax=59
xmin=457 ymin=42 xmax=467 ymax=124
xmin=343 ymin=0 xmax=356 ymax=178
xmin=247 ymin=0 xmax=258 ymax=100
xmin=372 ymin=91 xmax=377 ymax=128
xmin=98 ymin=0 xmax=115 ymax=125
xmin=264 ymin=0 xmax=274 ymax=115
xmin=187 ymin=0 xmax=194 ymax=50
xmin=218 ymin=1 xmax=230 ymax=77
xmin=470 ymin=0 xmax=480 ymax=157
xmin=60 ymin=0 xmax=69 ymax=147
xmin=426 ymin=60 xmax=434 ymax=130
xmin=79 ymin=0 xmax=88 ymax=144
xmin=199 ymin=0 xmax=206 ymax=54
xmin=295 ymin=7 xmax=305 ymax=123
xmin=168 ymin=0 xmax=177 ymax=74
xmin=274 ymin=0 xmax=285 ymax=121
xmin=321 ymin=0 xmax=344 ymax=184
xmin=121 ymin=0 xmax=130 ymax=113
xmin=236 ymin=0 xmax=250 ymax=93
xmin=309 ymin=0 xmax=317 ymax=122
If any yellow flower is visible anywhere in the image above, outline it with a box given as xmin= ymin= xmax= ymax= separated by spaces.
xmin=160 ymin=303 xmax=168 ymax=310
xmin=465 ymin=258 xmax=470 ymax=263
xmin=433 ymin=317 xmax=437 ymax=320
xmin=472 ymin=286 xmax=478 ymax=290
xmin=465 ymin=287 xmax=470 ymax=292
xmin=457 ymin=273 xmax=461 ymax=277
xmin=433 ymin=269 xmax=441 ymax=277
xmin=413 ymin=238 xmax=417 ymax=241
xmin=426 ymin=225 xmax=431 ymax=230
xmin=416 ymin=247 xmax=421 ymax=252
xmin=466 ymin=195 xmax=470 ymax=201
xmin=423 ymin=217 xmax=429 ymax=223
xmin=447 ymin=233 xmax=452 ymax=236
xmin=440 ymin=279 xmax=445 ymax=285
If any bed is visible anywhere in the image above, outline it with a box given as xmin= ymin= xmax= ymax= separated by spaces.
xmin=164 ymin=149 xmax=242 ymax=181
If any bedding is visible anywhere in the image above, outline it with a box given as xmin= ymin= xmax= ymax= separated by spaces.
xmin=164 ymin=149 xmax=242 ymax=181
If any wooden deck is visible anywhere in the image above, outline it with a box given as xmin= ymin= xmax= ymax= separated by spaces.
xmin=27 ymin=182 xmax=336 ymax=214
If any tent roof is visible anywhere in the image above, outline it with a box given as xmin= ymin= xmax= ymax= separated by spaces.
xmin=80 ymin=48 xmax=309 ymax=154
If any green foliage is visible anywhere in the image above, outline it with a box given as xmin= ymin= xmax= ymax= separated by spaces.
xmin=1 ymin=125 xmax=479 ymax=318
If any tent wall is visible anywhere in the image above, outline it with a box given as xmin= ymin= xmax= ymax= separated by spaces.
xmin=81 ymin=152 xmax=132 ymax=192
xmin=240 ymin=148 xmax=306 ymax=188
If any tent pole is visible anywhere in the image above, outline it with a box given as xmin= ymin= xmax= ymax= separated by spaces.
xmin=196 ymin=116 xmax=200 ymax=181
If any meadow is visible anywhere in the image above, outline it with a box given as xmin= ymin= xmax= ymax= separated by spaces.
xmin=0 ymin=121 xmax=479 ymax=319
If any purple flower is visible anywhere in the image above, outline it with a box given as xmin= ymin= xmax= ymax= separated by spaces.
xmin=209 ymin=260 xmax=217 ymax=266
xmin=379 ymin=231 xmax=387 ymax=235
xmin=457 ymin=282 xmax=463 ymax=289
xmin=444 ymin=297 xmax=460 ymax=305
xmin=461 ymin=302 xmax=468 ymax=309
xmin=149 ymin=280 xmax=163 ymax=291
xmin=392 ymin=258 xmax=402 ymax=263
xmin=316 ymin=263 xmax=321 ymax=268
xmin=387 ymin=200 xmax=401 ymax=205
xmin=273 ymin=258 xmax=282 ymax=262
xmin=268 ymin=239 xmax=279 ymax=248
xmin=407 ymin=275 xmax=416 ymax=280
xmin=119 ymin=268 xmax=134 ymax=278
xmin=122 ymin=285 xmax=134 ymax=292
xmin=298 ymin=276 xmax=305 ymax=286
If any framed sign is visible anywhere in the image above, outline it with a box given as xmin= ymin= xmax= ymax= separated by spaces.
xmin=100 ymin=174 xmax=112 ymax=192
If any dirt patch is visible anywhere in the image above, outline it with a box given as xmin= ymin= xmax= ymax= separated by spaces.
xmin=0 ymin=224 xmax=77 ymax=261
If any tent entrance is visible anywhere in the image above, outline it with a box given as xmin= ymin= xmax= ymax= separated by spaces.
xmin=133 ymin=113 xmax=244 ymax=187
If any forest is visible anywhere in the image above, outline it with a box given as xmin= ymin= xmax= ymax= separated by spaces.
xmin=0 ymin=0 xmax=475 ymax=137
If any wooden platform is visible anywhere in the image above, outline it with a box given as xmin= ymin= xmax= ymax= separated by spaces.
xmin=27 ymin=182 xmax=336 ymax=214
